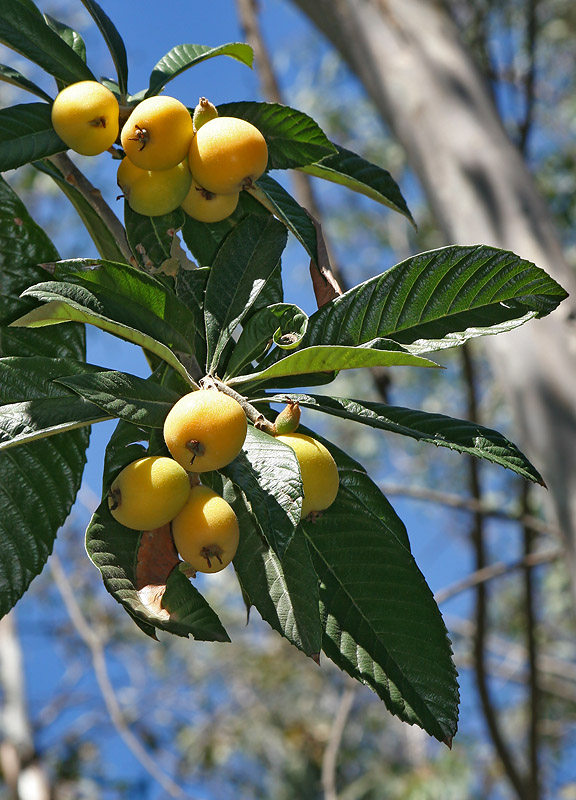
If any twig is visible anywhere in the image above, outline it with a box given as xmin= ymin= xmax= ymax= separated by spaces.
xmin=321 ymin=682 xmax=356 ymax=800
xmin=207 ymin=376 xmax=276 ymax=434
xmin=48 ymin=152 xmax=134 ymax=266
xmin=380 ymin=482 xmax=562 ymax=539
xmin=434 ymin=547 xmax=560 ymax=605
xmin=49 ymin=555 xmax=188 ymax=799
xmin=518 ymin=0 xmax=539 ymax=154
xmin=522 ymin=483 xmax=541 ymax=800
xmin=462 ymin=344 xmax=526 ymax=799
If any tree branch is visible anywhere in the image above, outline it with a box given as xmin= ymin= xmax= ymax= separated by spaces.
xmin=49 ymin=555 xmax=189 ymax=799
xmin=321 ymin=682 xmax=356 ymax=800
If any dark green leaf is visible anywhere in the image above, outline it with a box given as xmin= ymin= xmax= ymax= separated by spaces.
xmin=204 ymin=214 xmax=288 ymax=373
xmin=44 ymin=13 xmax=86 ymax=63
xmin=34 ymin=159 xmax=128 ymax=263
xmin=207 ymin=473 xmax=321 ymax=656
xmin=0 ymin=176 xmax=88 ymax=618
xmin=304 ymin=245 xmax=569 ymax=354
xmin=301 ymin=144 xmax=415 ymax=225
xmin=77 ymin=0 xmax=128 ymax=97
xmin=300 ymin=436 xmax=459 ymax=743
xmin=86 ymin=499 xmax=230 ymax=641
xmin=0 ymin=357 xmax=109 ymax=448
xmin=0 ymin=103 xmax=66 ymax=171
xmin=266 ymin=393 xmax=545 ymax=485
xmin=221 ymin=426 xmax=302 ymax=557
xmin=58 ymin=369 xmax=180 ymax=428
xmin=0 ymin=63 xmax=52 ymax=101
xmin=181 ymin=190 xmax=268 ymax=266
xmin=250 ymin=175 xmax=319 ymax=263
xmin=229 ymin=340 xmax=438 ymax=390
xmin=224 ymin=303 xmax=308 ymax=380
xmin=123 ymin=203 xmax=185 ymax=271
xmin=217 ymin=101 xmax=336 ymax=169
xmin=12 ymin=275 xmax=196 ymax=385
xmin=0 ymin=0 xmax=94 ymax=84
xmin=146 ymin=42 xmax=253 ymax=97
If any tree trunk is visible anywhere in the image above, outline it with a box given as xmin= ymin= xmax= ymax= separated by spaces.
xmin=290 ymin=0 xmax=576 ymax=582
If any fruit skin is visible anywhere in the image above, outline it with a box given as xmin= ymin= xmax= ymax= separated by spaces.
xmin=188 ymin=116 xmax=268 ymax=194
xmin=171 ymin=485 xmax=240 ymax=573
xmin=181 ymin=179 xmax=239 ymax=223
xmin=121 ymin=95 xmax=194 ymax=171
xmin=163 ymin=389 xmax=247 ymax=473
xmin=275 ymin=432 xmax=339 ymax=518
xmin=117 ymin=157 xmax=191 ymax=216
xmin=108 ymin=456 xmax=191 ymax=531
xmin=51 ymin=80 xmax=119 ymax=156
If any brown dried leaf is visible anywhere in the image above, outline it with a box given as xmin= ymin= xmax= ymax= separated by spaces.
xmin=135 ymin=525 xmax=180 ymax=619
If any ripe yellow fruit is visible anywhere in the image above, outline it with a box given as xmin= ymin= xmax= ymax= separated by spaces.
xmin=51 ymin=80 xmax=119 ymax=156
xmin=117 ymin=157 xmax=191 ymax=216
xmin=181 ymin=179 xmax=239 ymax=223
xmin=275 ymin=432 xmax=339 ymax=518
xmin=121 ymin=95 xmax=194 ymax=171
xmin=172 ymin=484 xmax=240 ymax=573
xmin=188 ymin=116 xmax=268 ymax=194
xmin=108 ymin=456 xmax=191 ymax=531
xmin=163 ymin=389 xmax=247 ymax=472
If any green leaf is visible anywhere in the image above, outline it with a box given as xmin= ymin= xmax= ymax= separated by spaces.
xmin=264 ymin=393 xmax=545 ymax=485
xmin=86 ymin=499 xmax=230 ymax=641
xmin=58 ymin=369 xmax=180 ymax=429
xmin=0 ymin=357 xmax=110 ymax=449
xmin=77 ymin=0 xmax=128 ymax=97
xmin=0 ymin=63 xmax=52 ymax=101
xmin=34 ymin=159 xmax=129 ymax=263
xmin=0 ymin=0 xmax=94 ymax=85
xmin=203 ymin=214 xmax=288 ymax=374
xmin=181 ymin=190 xmax=269 ymax=266
xmin=12 ymin=279 xmax=195 ymax=386
xmin=146 ymin=42 xmax=253 ymax=98
xmin=304 ymin=245 xmax=569 ymax=354
xmin=300 ymin=437 xmax=459 ymax=743
xmin=224 ymin=303 xmax=308 ymax=380
xmin=221 ymin=426 xmax=302 ymax=558
xmin=175 ymin=267 xmax=210 ymax=371
xmin=0 ymin=176 xmax=88 ymax=618
xmin=250 ymin=175 xmax=319 ymax=264
xmin=217 ymin=101 xmax=337 ymax=169
xmin=0 ymin=103 xmax=66 ymax=171
xmin=229 ymin=340 xmax=438 ymax=390
xmin=123 ymin=203 xmax=186 ymax=271
xmin=44 ymin=13 xmax=87 ymax=63
xmin=301 ymin=144 xmax=415 ymax=225
xmin=207 ymin=473 xmax=322 ymax=657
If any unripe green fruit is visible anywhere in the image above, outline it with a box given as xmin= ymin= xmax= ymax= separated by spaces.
xmin=51 ymin=80 xmax=119 ymax=156
xmin=273 ymin=402 xmax=301 ymax=435
xmin=172 ymin=485 xmax=239 ymax=573
xmin=188 ymin=116 xmax=268 ymax=194
xmin=117 ymin=157 xmax=191 ymax=216
xmin=121 ymin=95 xmax=194 ymax=171
xmin=181 ymin=179 xmax=239 ymax=223
xmin=276 ymin=432 xmax=339 ymax=518
xmin=108 ymin=456 xmax=191 ymax=531
xmin=163 ymin=389 xmax=247 ymax=472
xmin=192 ymin=97 xmax=219 ymax=132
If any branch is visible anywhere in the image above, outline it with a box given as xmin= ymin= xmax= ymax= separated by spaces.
xmin=49 ymin=555 xmax=189 ymax=799
xmin=462 ymin=344 xmax=526 ymax=800
xmin=434 ymin=547 xmax=560 ymax=605
xmin=321 ymin=682 xmax=356 ymax=800
xmin=48 ymin=152 xmax=134 ymax=266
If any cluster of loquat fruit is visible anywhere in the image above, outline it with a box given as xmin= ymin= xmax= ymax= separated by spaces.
xmin=50 ymin=80 xmax=269 ymax=221
xmin=107 ymin=388 xmax=339 ymax=576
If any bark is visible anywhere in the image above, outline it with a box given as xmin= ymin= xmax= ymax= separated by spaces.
xmin=290 ymin=0 xmax=576 ymax=583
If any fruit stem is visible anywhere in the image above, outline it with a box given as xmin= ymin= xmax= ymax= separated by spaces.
xmin=203 ymin=377 xmax=276 ymax=435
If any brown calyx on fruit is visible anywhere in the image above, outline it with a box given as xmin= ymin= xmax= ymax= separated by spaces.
xmin=200 ymin=544 xmax=224 ymax=570
xmin=108 ymin=487 xmax=121 ymax=511
xmin=89 ymin=116 xmax=107 ymax=128
xmin=185 ymin=439 xmax=206 ymax=466
xmin=128 ymin=124 xmax=149 ymax=151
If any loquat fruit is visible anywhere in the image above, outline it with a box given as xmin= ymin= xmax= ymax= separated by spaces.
xmin=275 ymin=432 xmax=339 ymax=519
xmin=121 ymin=95 xmax=194 ymax=171
xmin=51 ymin=80 xmax=119 ymax=156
